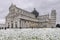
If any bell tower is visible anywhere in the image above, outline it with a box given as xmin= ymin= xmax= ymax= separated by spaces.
xmin=51 ymin=10 xmax=56 ymax=19
xmin=51 ymin=10 xmax=56 ymax=27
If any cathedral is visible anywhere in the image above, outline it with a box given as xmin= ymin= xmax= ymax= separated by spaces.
xmin=5 ymin=4 xmax=56 ymax=28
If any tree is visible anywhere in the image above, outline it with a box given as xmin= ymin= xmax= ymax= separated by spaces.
xmin=56 ymin=24 xmax=60 ymax=28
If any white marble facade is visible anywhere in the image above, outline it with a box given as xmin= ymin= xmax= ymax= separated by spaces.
xmin=5 ymin=4 xmax=56 ymax=28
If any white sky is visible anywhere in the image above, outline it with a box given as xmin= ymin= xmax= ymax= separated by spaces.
xmin=0 ymin=0 xmax=60 ymax=24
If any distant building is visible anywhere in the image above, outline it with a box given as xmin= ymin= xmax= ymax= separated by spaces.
xmin=5 ymin=4 xmax=56 ymax=28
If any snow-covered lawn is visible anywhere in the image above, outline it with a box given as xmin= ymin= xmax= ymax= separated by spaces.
xmin=0 ymin=28 xmax=60 ymax=40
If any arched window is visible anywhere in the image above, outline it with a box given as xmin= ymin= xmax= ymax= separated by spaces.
xmin=15 ymin=22 xmax=17 ymax=28
xmin=11 ymin=21 xmax=13 ymax=28
xmin=11 ymin=23 xmax=13 ymax=28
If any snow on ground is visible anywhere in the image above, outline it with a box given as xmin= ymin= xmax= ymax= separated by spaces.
xmin=0 ymin=28 xmax=60 ymax=40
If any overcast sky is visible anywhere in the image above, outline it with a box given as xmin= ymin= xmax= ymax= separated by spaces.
xmin=0 ymin=0 xmax=60 ymax=24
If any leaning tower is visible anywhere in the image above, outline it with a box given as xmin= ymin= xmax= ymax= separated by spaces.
xmin=51 ymin=10 xmax=56 ymax=28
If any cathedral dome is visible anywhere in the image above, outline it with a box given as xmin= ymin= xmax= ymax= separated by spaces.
xmin=31 ymin=8 xmax=39 ymax=18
